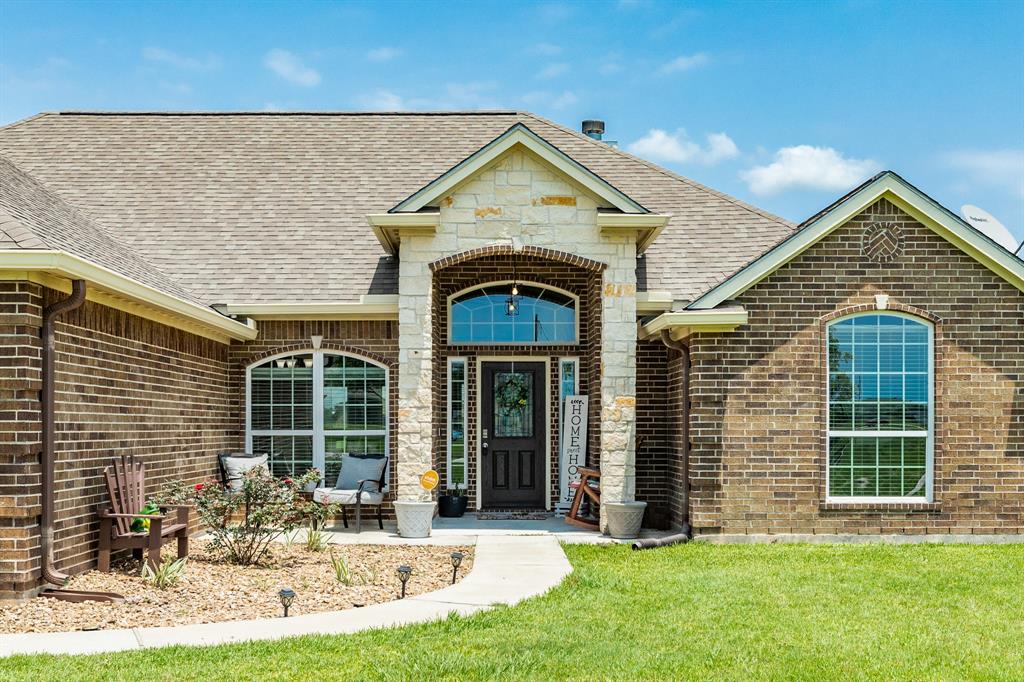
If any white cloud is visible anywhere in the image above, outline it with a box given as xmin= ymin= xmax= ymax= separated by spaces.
xmin=355 ymin=89 xmax=407 ymax=110
xmin=355 ymin=81 xmax=501 ymax=111
xmin=528 ymin=43 xmax=562 ymax=56
xmin=143 ymin=46 xmax=220 ymax=71
xmin=263 ymin=49 xmax=320 ymax=87
xmin=158 ymin=81 xmax=193 ymax=95
xmin=366 ymin=47 xmax=403 ymax=62
xmin=658 ymin=52 xmax=710 ymax=75
xmin=741 ymin=145 xmax=881 ymax=196
xmin=599 ymin=61 xmax=623 ymax=75
xmin=628 ymin=128 xmax=739 ymax=165
xmin=552 ymin=91 xmax=578 ymax=109
xmin=537 ymin=3 xmax=573 ymax=23
xmin=536 ymin=62 xmax=569 ymax=79
xmin=522 ymin=90 xmax=578 ymax=110
xmin=944 ymin=149 xmax=1024 ymax=198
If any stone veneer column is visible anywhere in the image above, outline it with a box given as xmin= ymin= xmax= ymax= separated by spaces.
xmin=598 ymin=239 xmax=639 ymax=530
xmin=396 ymin=238 xmax=434 ymax=501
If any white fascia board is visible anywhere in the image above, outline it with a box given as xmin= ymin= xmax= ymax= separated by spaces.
xmin=689 ymin=173 xmax=1024 ymax=310
xmin=391 ymin=124 xmax=647 ymax=215
xmin=0 ymin=250 xmax=258 ymax=340
xmin=639 ymin=307 xmax=748 ymax=340
xmin=597 ymin=213 xmax=671 ymax=253
xmin=219 ymin=295 xmax=400 ymax=320
xmin=367 ymin=213 xmax=440 ymax=255
xmin=635 ymin=290 xmax=675 ymax=314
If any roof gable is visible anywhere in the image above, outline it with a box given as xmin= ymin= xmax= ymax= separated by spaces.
xmin=689 ymin=171 xmax=1024 ymax=309
xmin=391 ymin=123 xmax=648 ymax=214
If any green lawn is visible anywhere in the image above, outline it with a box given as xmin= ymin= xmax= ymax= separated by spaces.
xmin=4 ymin=543 xmax=1022 ymax=681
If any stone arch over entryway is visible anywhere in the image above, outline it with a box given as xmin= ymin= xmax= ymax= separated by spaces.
xmin=429 ymin=245 xmax=608 ymax=274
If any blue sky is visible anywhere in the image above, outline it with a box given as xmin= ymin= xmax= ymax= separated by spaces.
xmin=2 ymin=0 xmax=1022 ymax=243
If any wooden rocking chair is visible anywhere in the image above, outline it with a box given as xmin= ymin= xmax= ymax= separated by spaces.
xmin=97 ymin=455 xmax=189 ymax=571
xmin=564 ymin=466 xmax=601 ymax=530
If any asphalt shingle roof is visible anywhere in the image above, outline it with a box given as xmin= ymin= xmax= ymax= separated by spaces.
xmin=0 ymin=112 xmax=796 ymax=305
xmin=0 ymin=154 xmax=206 ymax=305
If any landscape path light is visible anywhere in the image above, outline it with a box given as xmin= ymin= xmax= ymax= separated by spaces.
xmin=449 ymin=551 xmax=464 ymax=585
xmin=278 ymin=588 xmax=296 ymax=617
xmin=397 ymin=565 xmax=412 ymax=599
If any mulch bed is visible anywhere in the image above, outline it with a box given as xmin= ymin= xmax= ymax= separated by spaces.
xmin=0 ymin=540 xmax=473 ymax=634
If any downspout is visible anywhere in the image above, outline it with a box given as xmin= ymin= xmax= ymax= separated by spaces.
xmin=633 ymin=329 xmax=692 ymax=550
xmin=40 ymin=279 xmax=86 ymax=585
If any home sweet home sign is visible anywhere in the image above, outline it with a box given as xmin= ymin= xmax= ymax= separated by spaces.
xmin=558 ymin=395 xmax=589 ymax=510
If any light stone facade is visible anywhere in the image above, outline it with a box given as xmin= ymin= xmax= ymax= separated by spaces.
xmin=396 ymin=147 xmax=639 ymax=520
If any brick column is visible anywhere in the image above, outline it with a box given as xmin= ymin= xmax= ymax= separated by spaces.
xmin=598 ymin=241 xmax=638 ymax=529
xmin=397 ymin=239 xmax=434 ymax=501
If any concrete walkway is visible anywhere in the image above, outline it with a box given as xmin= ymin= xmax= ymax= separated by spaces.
xmin=0 ymin=534 xmax=572 ymax=658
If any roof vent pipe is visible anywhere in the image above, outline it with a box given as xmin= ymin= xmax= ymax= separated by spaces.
xmin=581 ymin=120 xmax=605 ymax=140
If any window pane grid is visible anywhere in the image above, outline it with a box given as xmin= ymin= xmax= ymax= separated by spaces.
xmin=827 ymin=315 xmax=930 ymax=500
xmin=249 ymin=353 xmax=387 ymax=481
xmin=448 ymin=359 xmax=467 ymax=487
xmin=450 ymin=284 xmax=577 ymax=344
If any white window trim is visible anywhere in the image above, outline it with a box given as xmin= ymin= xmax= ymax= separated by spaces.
xmin=446 ymin=280 xmax=580 ymax=346
xmin=825 ymin=311 xmax=935 ymax=504
xmin=245 ymin=349 xmax=389 ymax=486
xmin=447 ymin=357 xmax=468 ymax=488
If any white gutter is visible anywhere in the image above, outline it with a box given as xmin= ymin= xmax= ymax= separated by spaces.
xmin=639 ymin=306 xmax=748 ymax=341
xmin=0 ymin=250 xmax=257 ymax=340
xmin=596 ymin=213 xmax=670 ymax=253
xmin=217 ymin=295 xmax=400 ymax=320
xmin=367 ymin=213 xmax=440 ymax=256
xmin=636 ymin=290 xmax=675 ymax=314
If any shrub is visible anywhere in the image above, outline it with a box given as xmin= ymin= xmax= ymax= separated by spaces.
xmin=158 ymin=467 xmax=330 ymax=566
xmin=305 ymin=523 xmax=327 ymax=552
xmin=141 ymin=556 xmax=187 ymax=589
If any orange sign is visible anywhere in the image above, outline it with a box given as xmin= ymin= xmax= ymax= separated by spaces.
xmin=420 ymin=470 xmax=440 ymax=491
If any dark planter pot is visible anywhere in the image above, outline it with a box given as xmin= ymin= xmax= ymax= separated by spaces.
xmin=438 ymin=495 xmax=469 ymax=518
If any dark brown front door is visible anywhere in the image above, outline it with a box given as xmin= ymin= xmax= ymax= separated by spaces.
xmin=480 ymin=361 xmax=546 ymax=509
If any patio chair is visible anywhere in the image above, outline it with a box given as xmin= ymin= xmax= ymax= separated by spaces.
xmin=217 ymin=451 xmax=270 ymax=491
xmin=97 ymin=455 xmax=190 ymax=571
xmin=312 ymin=454 xmax=389 ymax=533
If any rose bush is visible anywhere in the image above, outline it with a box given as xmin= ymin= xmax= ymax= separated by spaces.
xmin=158 ymin=467 xmax=338 ymax=566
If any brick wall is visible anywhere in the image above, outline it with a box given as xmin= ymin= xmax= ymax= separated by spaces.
xmin=635 ymin=339 xmax=672 ymax=529
xmin=0 ymin=281 xmax=43 ymax=597
xmin=685 ymin=199 xmax=1024 ymax=535
xmin=1 ymin=282 xmax=235 ymax=598
xmin=229 ymin=320 xmax=399 ymax=516
xmin=431 ymin=255 xmax=602 ymax=510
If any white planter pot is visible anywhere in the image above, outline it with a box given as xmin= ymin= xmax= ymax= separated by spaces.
xmin=604 ymin=501 xmax=647 ymax=539
xmin=394 ymin=500 xmax=435 ymax=538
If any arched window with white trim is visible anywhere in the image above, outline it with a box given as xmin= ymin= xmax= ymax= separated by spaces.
xmin=827 ymin=313 xmax=933 ymax=501
xmin=448 ymin=281 xmax=577 ymax=344
xmin=247 ymin=351 xmax=388 ymax=484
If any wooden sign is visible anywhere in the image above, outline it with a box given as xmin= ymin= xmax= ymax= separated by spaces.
xmin=558 ymin=395 xmax=588 ymax=510
xmin=420 ymin=469 xmax=440 ymax=491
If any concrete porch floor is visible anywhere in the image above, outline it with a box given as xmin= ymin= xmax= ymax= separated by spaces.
xmin=315 ymin=512 xmax=671 ymax=546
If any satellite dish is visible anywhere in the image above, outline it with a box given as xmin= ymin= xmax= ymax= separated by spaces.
xmin=960 ymin=204 xmax=1019 ymax=252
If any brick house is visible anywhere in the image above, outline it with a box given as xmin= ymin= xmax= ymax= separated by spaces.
xmin=1 ymin=112 xmax=1021 ymax=598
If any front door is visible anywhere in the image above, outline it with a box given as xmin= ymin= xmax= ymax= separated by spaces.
xmin=480 ymin=361 xmax=546 ymax=509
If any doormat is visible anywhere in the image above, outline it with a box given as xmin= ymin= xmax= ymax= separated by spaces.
xmin=476 ymin=512 xmax=552 ymax=521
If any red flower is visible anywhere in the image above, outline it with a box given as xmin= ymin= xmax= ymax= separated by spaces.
xmin=195 ymin=483 xmax=205 ymax=491
xmin=283 ymin=478 xmax=293 ymax=486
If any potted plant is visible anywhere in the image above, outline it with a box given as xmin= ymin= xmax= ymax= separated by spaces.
xmin=438 ymin=486 xmax=469 ymax=518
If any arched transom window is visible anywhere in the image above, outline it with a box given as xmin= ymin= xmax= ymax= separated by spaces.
xmin=827 ymin=313 xmax=933 ymax=501
xmin=247 ymin=352 xmax=388 ymax=484
xmin=449 ymin=282 xmax=577 ymax=344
